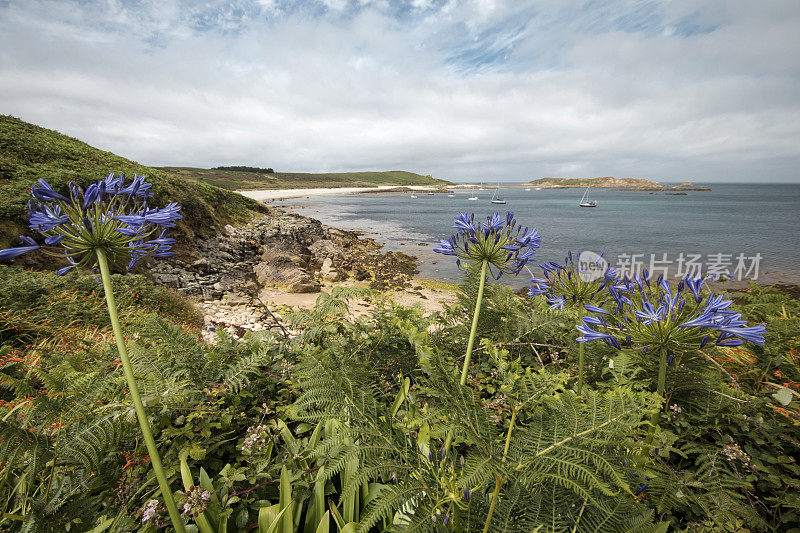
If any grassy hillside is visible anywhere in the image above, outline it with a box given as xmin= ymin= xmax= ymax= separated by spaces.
xmin=161 ymin=167 xmax=451 ymax=190
xmin=0 ymin=115 xmax=265 ymax=249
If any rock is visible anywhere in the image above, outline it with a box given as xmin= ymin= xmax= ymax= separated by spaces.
xmin=308 ymin=239 xmax=344 ymax=266
xmin=261 ymin=240 xmax=313 ymax=267
xmin=155 ymin=273 xmax=180 ymax=287
xmin=215 ymin=251 xmax=234 ymax=263
xmin=254 ymin=260 xmax=321 ymax=293
xmin=224 ymin=292 xmax=249 ymax=305
xmin=320 ymin=257 xmax=341 ymax=281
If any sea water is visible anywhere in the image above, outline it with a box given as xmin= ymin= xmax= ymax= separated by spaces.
xmin=275 ymin=183 xmax=800 ymax=287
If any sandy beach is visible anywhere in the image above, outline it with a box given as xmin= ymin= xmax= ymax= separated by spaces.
xmin=237 ymin=185 xmax=441 ymax=201
xmin=258 ymin=279 xmax=459 ymax=317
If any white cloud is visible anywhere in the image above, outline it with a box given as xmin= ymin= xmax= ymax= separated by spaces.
xmin=319 ymin=0 xmax=349 ymax=12
xmin=0 ymin=0 xmax=799 ymax=182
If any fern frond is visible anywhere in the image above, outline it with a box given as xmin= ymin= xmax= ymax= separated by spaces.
xmin=59 ymin=415 xmax=129 ymax=471
xmin=0 ymin=420 xmax=53 ymax=478
xmin=220 ymin=344 xmax=274 ymax=393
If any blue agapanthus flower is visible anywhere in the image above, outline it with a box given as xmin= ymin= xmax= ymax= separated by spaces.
xmin=577 ymin=271 xmax=766 ymax=351
xmin=0 ymin=174 xmax=181 ymax=274
xmin=528 ymin=251 xmax=617 ymax=309
xmin=433 ymin=212 xmax=541 ymax=279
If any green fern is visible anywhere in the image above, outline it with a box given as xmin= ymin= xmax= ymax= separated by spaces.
xmin=0 ymin=420 xmax=53 ymax=479
xmin=291 ymin=332 xmax=663 ymax=532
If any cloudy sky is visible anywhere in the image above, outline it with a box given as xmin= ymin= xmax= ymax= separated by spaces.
xmin=1 ymin=0 xmax=799 ymax=182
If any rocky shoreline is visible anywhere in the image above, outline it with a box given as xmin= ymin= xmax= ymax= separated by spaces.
xmin=149 ymin=207 xmax=420 ymax=325
xmin=145 ymin=206 xmax=429 ymax=340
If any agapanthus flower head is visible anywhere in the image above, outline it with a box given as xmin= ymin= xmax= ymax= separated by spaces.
xmin=433 ymin=211 xmax=541 ymax=279
xmin=0 ymin=173 xmax=181 ymax=274
xmin=578 ymin=270 xmax=766 ymax=352
xmin=528 ymin=251 xmax=617 ymax=308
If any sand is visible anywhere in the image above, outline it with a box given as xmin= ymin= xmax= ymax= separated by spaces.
xmin=257 ymin=280 xmax=459 ymax=318
xmin=237 ymin=185 xmax=441 ymax=202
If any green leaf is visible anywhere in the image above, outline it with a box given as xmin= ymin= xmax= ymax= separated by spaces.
xmin=235 ymin=509 xmax=249 ymax=529
xmin=328 ymin=501 xmax=345 ymax=530
xmin=258 ymin=504 xmax=281 ymax=532
xmin=390 ymin=387 xmax=406 ymax=418
xmin=199 ymin=467 xmax=222 ymax=526
xmin=260 ymin=505 xmax=290 ymax=533
xmin=417 ymin=421 xmax=430 ymax=456
xmin=773 ymin=387 xmax=793 ymax=406
xmin=279 ymin=467 xmax=293 ymax=533
xmin=85 ymin=516 xmax=115 ymax=533
xmin=304 ymin=467 xmax=326 ymax=533
xmin=308 ymin=420 xmax=325 ymax=450
xmin=314 ymin=511 xmax=330 ymax=533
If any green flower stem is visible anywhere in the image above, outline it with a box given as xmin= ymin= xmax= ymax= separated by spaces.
xmin=460 ymin=260 xmax=488 ymax=386
xmin=577 ymin=341 xmax=585 ymax=396
xmin=641 ymin=348 xmax=668 ymax=461
xmin=482 ymin=473 xmax=503 ymax=533
xmin=96 ymin=249 xmax=186 ymax=533
xmin=444 ymin=260 xmax=488 ymax=454
xmin=482 ymin=406 xmax=518 ymax=533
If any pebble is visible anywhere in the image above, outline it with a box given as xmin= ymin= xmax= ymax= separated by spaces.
xmin=198 ymin=297 xmax=291 ymax=342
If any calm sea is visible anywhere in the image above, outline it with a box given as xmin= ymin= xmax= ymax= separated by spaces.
xmin=275 ymin=183 xmax=800 ymax=288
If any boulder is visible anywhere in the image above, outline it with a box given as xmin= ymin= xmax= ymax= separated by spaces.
xmin=320 ymin=257 xmax=341 ymax=282
xmin=308 ymin=239 xmax=345 ymax=268
xmin=155 ymin=273 xmax=180 ymax=287
xmin=254 ymin=259 xmax=321 ymax=293
xmin=260 ymin=240 xmax=312 ymax=267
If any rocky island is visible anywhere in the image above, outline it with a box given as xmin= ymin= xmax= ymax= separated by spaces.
xmin=523 ymin=176 xmax=711 ymax=191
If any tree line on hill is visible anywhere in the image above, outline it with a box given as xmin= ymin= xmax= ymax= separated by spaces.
xmin=213 ymin=166 xmax=275 ymax=173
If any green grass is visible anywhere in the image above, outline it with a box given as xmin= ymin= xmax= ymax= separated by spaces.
xmin=161 ymin=167 xmax=451 ymax=190
xmin=0 ymin=115 xmax=266 ymax=248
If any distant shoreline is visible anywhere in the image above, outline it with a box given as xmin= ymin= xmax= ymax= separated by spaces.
xmin=236 ymin=185 xmax=435 ymax=201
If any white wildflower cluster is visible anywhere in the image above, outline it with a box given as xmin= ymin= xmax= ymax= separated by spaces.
xmin=141 ymin=499 xmax=164 ymax=525
xmin=242 ymin=424 xmax=271 ymax=453
xmin=181 ymin=485 xmax=211 ymax=518
xmin=669 ymin=404 xmax=683 ymax=413
xmin=280 ymin=359 xmax=295 ymax=378
xmin=721 ymin=443 xmax=751 ymax=467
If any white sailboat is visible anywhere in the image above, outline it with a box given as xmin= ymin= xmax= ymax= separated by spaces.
xmin=579 ymin=182 xmax=597 ymax=207
xmin=468 ymin=195 xmax=479 ymax=201
xmin=491 ymin=185 xmax=506 ymax=204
